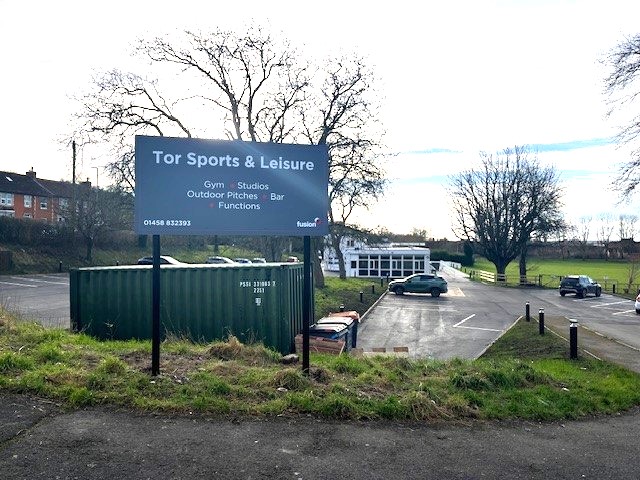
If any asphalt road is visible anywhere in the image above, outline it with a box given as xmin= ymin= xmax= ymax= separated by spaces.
xmin=3 ymin=392 xmax=640 ymax=480
xmin=357 ymin=266 xmax=640 ymax=359
xmin=0 ymin=273 xmax=70 ymax=328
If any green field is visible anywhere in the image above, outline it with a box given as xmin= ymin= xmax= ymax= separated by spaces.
xmin=470 ymin=257 xmax=639 ymax=294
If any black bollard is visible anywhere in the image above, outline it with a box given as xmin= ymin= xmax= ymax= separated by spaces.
xmin=613 ymin=284 xmax=616 ymax=294
xmin=58 ymin=261 xmax=62 ymax=273
xmin=525 ymin=302 xmax=530 ymax=322
xmin=570 ymin=319 xmax=578 ymax=359
xmin=371 ymin=284 xmax=375 ymax=294
xmin=539 ymin=308 xmax=545 ymax=335
xmin=380 ymin=277 xmax=383 ymax=287
xmin=339 ymin=304 xmax=345 ymax=312
xmin=359 ymin=291 xmax=363 ymax=302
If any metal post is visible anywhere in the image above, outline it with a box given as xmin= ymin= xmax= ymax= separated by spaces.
xmin=339 ymin=304 xmax=345 ymax=312
xmin=58 ymin=261 xmax=62 ymax=273
xmin=538 ymin=308 xmax=545 ymax=335
xmin=302 ymin=236 xmax=311 ymax=375
xmin=371 ymin=284 xmax=375 ymax=294
xmin=359 ymin=291 xmax=363 ymax=302
xmin=525 ymin=302 xmax=530 ymax=322
xmin=151 ymin=235 xmax=161 ymax=376
xmin=570 ymin=319 xmax=578 ymax=359
xmin=380 ymin=277 xmax=383 ymax=287
xmin=613 ymin=284 xmax=616 ymax=294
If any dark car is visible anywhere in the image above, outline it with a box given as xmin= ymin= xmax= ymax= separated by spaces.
xmin=206 ymin=256 xmax=235 ymax=264
xmin=137 ymin=255 xmax=184 ymax=265
xmin=233 ymin=258 xmax=252 ymax=264
xmin=559 ymin=275 xmax=601 ymax=298
xmin=388 ymin=273 xmax=448 ymax=297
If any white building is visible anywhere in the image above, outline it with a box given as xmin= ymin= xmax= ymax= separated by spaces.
xmin=323 ymin=237 xmax=432 ymax=278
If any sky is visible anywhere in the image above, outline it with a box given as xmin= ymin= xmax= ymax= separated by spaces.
xmin=1 ymin=0 xmax=639 ymax=239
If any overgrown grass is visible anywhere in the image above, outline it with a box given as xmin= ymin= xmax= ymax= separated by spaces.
xmin=2 ymin=310 xmax=640 ymax=421
xmin=315 ymin=277 xmax=384 ymax=318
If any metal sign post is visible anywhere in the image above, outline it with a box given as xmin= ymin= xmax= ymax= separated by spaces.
xmin=302 ymin=236 xmax=311 ymax=374
xmin=151 ymin=235 xmax=161 ymax=376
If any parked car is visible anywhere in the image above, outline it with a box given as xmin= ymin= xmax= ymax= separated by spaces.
xmin=206 ymin=256 xmax=235 ymax=264
xmin=233 ymin=258 xmax=252 ymax=264
xmin=137 ymin=255 xmax=184 ymax=265
xmin=559 ymin=275 xmax=602 ymax=298
xmin=251 ymin=257 xmax=267 ymax=263
xmin=388 ymin=273 xmax=448 ymax=297
xmin=635 ymin=292 xmax=640 ymax=314
xmin=286 ymin=256 xmax=299 ymax=263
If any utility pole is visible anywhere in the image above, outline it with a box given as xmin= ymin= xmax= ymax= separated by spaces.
xmin=71 ymin=140 xmax=77 ymax=247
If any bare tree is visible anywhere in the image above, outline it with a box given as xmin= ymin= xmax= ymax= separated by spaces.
xmin=449 ymin=146 xmax=564 ymax=275
xmin=70 ymin=28 xmax=386 ymax=284
xmin=596 ymin=213 xmax=615 ymax=260
xmin=619 ymin=213 xmax=638 ymax=240
xmin=604 ymin=33 xmax=640 ymax=198
xmin=576 ymin=216 xmax=592 ymax=260
xmin=300 ymin=58 xmax=387 ymax=280
xmin=60 ymin=186 xmax=132 ymax=262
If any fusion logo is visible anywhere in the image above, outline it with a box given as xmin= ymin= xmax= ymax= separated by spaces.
xmin=296 ymin=217 xmax=323 ymax=228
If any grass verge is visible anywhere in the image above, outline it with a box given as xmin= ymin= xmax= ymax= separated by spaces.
xmin=2 ymin=311 xmax=639 ymax=421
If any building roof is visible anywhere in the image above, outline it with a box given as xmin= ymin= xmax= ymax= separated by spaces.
xmin=0 ymin=170 xmax=86 ymax=198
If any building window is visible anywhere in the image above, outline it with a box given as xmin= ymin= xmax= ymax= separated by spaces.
xmin=346 ymin=239 xmax=355 ymax=247
xmin=23 ymin=213 xmax=32 ymax=218
xmin=0 ymin=192 xmax=13 ymax=206
xmin=0 ymin=210 xmax=15 ymax=217
xmin=40 ymin=198 xmax=48 ymax=209
xmin=24 ymin=195 xmax=32 ymax=207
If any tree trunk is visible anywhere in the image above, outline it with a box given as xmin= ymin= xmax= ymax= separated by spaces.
xmin=85 ymin=237 xmax=93 ymax=262
xmin=519 ymin=246 xmax=528 ymax=285
xmin=330 ymin=232 xmax=347 ymax=279
xmin=312 ymin=237 xmax=325 ymax=288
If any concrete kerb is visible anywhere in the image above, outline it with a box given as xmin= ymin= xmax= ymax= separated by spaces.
xmin=474 ymin=315 xmax=522 ymax=359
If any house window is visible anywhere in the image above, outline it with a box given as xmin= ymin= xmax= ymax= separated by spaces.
xmin=0 ymin=210 xmax=14 ymax=217
xmin=40 ymin=198 xmax=48 ymax=209
xmin=23 ymin=213 xmax=32 ymax=218
xmin=0 ymin=192 xmax=13 ymax=206
xmin=24 ymin=195 xmax=32 ymax=207
xmin=346 ymin=239 xmax=355 ymax=247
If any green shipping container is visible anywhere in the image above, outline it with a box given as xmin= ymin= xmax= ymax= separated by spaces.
xmin=69 ymin=263 xmax=304 ymax=354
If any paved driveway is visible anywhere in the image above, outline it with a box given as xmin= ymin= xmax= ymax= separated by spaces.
xmin=357 ymin=267 xmax=640 ymax=359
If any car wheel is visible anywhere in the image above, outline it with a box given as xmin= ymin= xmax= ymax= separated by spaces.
xmin=596 ymin=288 xmax=601 ymax=297
xmin=560 ymin=291 xmax=566 ymax=297
xmin=394 ymin=286 xmax=405 ymax=295
xmin=636 ymin=309 xmax=640 ymax=315
xmin=430 ymin=288 xmax=441 ymax=298
xmin=578 ymin=290 xmax=585 ymax=298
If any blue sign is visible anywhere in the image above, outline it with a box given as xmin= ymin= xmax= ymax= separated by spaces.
xmin=134 ymin=136 xmax=329 ymax=236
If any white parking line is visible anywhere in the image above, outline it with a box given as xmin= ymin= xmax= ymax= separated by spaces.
xmin=613 ymin=310 xmax=637 ymax=316
xmin=591 ymin=300 xmax=631 ymax=308
xmin=0 ymin=281 xmax=38 ymax=288
xmin=452 ymin=314 xmax=502 ymax=332
xmin=10 ymin=277 xmax=69 ymax=286
xmin=453 ymin=314 xmax=475 ymax=327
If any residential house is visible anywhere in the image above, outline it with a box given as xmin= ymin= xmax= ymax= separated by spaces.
xmin=0 ymin=169 xmax=90 ymax=222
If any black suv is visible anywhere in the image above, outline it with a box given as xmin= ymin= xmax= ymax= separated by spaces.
xmin=559 ymin=275 xmax=602 ymax=298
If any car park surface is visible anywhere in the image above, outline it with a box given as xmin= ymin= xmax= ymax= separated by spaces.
xmin=358 ymin=266 xmax=640 ymax=359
